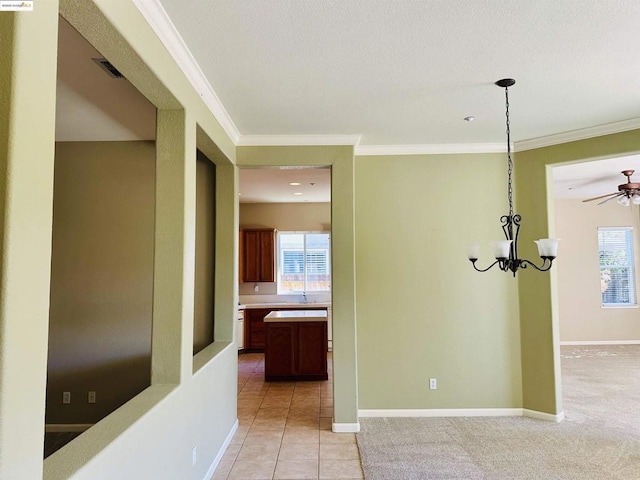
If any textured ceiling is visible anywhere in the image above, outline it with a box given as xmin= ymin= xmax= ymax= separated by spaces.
xmin=157 ymin=0 xmax=640 ymax=146
xmin=239 ymin=167 xmax=330 ymax=203
xmin=56 ymin=3 xmax=640 ymax=204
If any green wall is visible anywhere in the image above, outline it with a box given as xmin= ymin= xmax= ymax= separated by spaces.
xmin=1 ymin=1 xmax=240 ymax=479
xmin=516 ymin=130 xmax=640 ymax=414
xmin=354 ymin=154 xmax=522 ymax=409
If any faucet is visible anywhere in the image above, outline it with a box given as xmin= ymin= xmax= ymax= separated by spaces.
xmin=302 ymin=291 xmax=307 ymax=304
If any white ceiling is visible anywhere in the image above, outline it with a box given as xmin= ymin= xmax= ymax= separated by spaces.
xmin=156 ymin=0 xmax=640 ymax=147
xmin=56 ymin=2 xmax=640 ymax=203
xmin=553 ymin=155 xmax=640 ymax=200
xmin=239 ymin=167 xmax=330 ymax=203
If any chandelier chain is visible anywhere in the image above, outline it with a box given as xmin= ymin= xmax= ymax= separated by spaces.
xmin=505 ymin=86 xmax=514 ymax=217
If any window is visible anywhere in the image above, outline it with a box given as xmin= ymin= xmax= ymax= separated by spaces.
xmin=277 ymin=232 xmax=331 ymax=293
xmin=598 ymin=227 xmax=637 ymax=306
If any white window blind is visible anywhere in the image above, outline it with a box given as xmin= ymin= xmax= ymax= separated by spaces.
xmin=277 ymin=232 xmax=330 ymax=293
xmin=598 ymin=227 xmax=637 ymax=306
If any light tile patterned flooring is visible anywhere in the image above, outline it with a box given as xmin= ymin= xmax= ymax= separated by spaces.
xmin=211 ymin=353 xmax=363 ymax=480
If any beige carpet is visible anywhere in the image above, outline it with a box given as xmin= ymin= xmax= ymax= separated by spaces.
xmin=356 ymin=345 xmax=640 ymax=479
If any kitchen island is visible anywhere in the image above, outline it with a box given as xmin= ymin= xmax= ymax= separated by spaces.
xmin=264 ymin=310 xmax=328 ymax=381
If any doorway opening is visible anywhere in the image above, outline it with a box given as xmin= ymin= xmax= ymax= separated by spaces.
xmin=552 ymin=155 xmax=640 ymax=426
xmin=236 ymin=164 xmax=334 ymax=398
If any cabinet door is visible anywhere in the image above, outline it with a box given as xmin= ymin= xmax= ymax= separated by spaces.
xmin=242 ymin=230 xmax=261 ymax=282
xmin=296 ymin=323 xmax=327 ymax=375
xmin=245 ymin=308 xmax=272 ymax=351
xmin=265 ymin=323 xmax=296 ymax=377
xmin=242 ymin=229 xmax=275 ymax=282
xmin=259 ymin=230 xmax=275 ymax=282
xmin=238 ymin=229 xmax=244 ymax=283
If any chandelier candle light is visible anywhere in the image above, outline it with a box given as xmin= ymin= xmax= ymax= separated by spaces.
xmin=467 ymin=78 xmax=559 ymax=277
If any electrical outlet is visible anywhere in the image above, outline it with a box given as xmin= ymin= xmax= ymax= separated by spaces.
xmin=192 ymin=446 xmax=197 ymax=466
xmin=88 ymin=391 xmax=96 ymax=404
xmin=63 ymin=391 xmax=71 ymax=404
xmin=429 ymin=378 xmax=437 ymax=390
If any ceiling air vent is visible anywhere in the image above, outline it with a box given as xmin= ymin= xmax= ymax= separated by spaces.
xmin=92 ymin=58 xmax=125 ymax=79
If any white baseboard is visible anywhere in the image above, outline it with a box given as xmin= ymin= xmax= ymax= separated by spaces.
xmin=523 ymin=409 xmax=564 ymax=423
xmin=358 ymin=408 xmax=564 ymax=423
xmin=560 ymin=340 xmax=640 ymax=345
xmin=358 ymin=408 xmax=522 ymax=418
xmin=332 ymin=422 xmax=360 ymax=433
xmin=45 ymin=424 xmax=94 ymax=433
xmin=202 ymin=419 xmax=238 ymax=480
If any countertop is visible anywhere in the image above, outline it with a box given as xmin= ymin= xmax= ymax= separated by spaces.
xmin=264 ymin=310 xmax=328 ymax=322
xmin=241 ymin=302 xmax=331 ymax=309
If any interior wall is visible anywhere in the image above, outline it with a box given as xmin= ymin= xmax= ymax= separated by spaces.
xmin=47 ymin=141 xmax=155 ymax=424
xmin=0 ymin=3 xmax=59 ymax=478
xmin=193 ymin=150 xmax=216 ymax=354
xmin=239 ymin=202 xmax=331 ymax=296
xmin=240 ymin=202 xmax=330 ymax=231
xmin=30 ymin=1 xmax=239 ymax=478
xmin=555 ymin=198 xmax=640 ymax=342
xmin=354 ymin=153 xmax=522 ymax=410
xmin=516 ymin=129 xmax=640 ymax=416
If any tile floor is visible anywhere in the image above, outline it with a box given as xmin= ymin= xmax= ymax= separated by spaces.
xmin=211 ymin=352 xmax=363 ymax=480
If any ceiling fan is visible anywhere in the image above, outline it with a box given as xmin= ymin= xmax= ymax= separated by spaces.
xmin=582 ymin=170 xmax=640 ymax=206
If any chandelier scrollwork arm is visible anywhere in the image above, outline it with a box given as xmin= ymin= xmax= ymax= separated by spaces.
xmin=466 ymin=79 xmax=559 ymax=277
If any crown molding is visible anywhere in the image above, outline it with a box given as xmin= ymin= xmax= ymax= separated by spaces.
xmin=237 ymin=135 xmax=361 ymax=146
xmin=355 ymin=143 xmax=506 ymax=156
xmin=132 ymin=0 xmax=241 ymax=144
xmin=515 ymin=118 xmax=640 ymax=152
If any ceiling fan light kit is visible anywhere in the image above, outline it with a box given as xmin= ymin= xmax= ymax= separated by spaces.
xmin=583 ymin=170 xmax=640 ymax=206
xmin=467 ymin=79 xmax=559 ymax=277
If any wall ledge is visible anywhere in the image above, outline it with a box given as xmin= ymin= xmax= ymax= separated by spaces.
xmin=45 ymin=424 xmax=93 ymax=433
xmin=193 ymin=341 xmax=234 ymax=374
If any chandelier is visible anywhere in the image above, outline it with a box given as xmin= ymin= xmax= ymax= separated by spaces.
xmin=467 ymin=78 xmax=559 ymax=277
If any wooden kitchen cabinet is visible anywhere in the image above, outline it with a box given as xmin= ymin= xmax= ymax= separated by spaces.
xmin=241 ymin=229 xmax=275 ymax=283
xmin=244 ymin=306 xmax=326 ymax=352
xmin=265 ymin=321 xmax=328 ymax=381
xmin=244 ymin=308 xmax=271 ymax=352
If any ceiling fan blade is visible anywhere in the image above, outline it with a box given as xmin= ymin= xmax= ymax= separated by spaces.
xmin=582 ymin=192 xmax=619 ymax=203
xmin=597 ymin=193 xmax=624 ymax=205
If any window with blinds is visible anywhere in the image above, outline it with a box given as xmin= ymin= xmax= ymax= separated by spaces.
xmin=598 ymin=227 xmax=637 ymax=306
xmin=277 ymin=232 xmax=331 ymax=293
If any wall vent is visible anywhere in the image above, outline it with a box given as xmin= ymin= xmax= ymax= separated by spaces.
xmin=91 ymin=58 xmax=125 ymax=79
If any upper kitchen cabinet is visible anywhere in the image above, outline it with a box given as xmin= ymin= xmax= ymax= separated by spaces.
xmin=241 ymin=228 xmax=276 ymax=283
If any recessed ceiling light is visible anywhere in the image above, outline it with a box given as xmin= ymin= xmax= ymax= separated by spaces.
xmin=293 ymin=192 xmax=303 ymax=195
xmin=289 ymin=182 xmax=301 ymax=186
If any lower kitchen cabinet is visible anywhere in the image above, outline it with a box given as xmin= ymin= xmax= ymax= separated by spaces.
xmin=264 ymin=321 xmax=327 ymax=381
xmin=244 ymin=308 xmax=271 ymax=352
xmin=244 ymin=306 xmax=326 ymax=352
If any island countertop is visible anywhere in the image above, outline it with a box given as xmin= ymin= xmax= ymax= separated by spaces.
xmin=264 ymin=310 xmax=328 ymax=323
xmin=244 ymin=302 xmax=331 ymax=309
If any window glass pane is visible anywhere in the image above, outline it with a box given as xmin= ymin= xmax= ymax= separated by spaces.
xmin=277 ymin=232 xmax=331 ymax=293
xmin=598 ymin=227 xmax=636 ymax=306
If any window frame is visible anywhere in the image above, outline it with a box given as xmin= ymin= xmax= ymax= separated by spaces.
xmin=276 ymin=231 xmax=331 ymax=294
xmin=598 ymin=226 xmax=638 ymax=308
